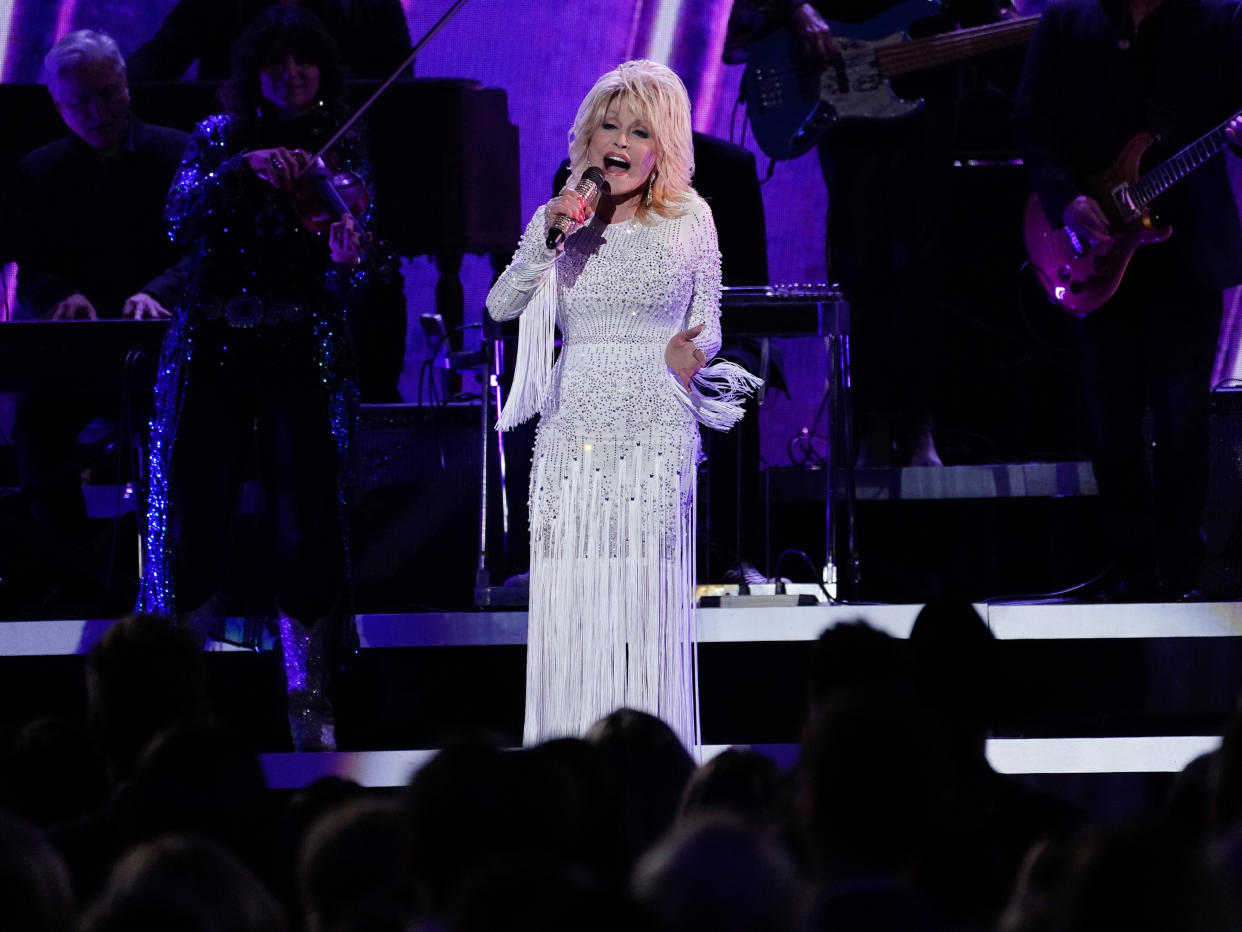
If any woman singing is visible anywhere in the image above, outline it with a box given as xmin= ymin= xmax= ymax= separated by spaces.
xmin=487 ymin=60 xmax=760 ymax=751
xmin=140 ymin=6 xmax=375 ymax=751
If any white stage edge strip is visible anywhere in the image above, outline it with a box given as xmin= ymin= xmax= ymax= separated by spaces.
xmin=986 ymin=735 xmax=1221 ymax=774
xmin=256 ymin=735 xmax=1223 ymax=788
xmin=261 ymin=749 xmax=439 ymax=789
xmin=8 ymin=600 xmax=1242 ymax=656
xmin=985 ymin=601 xmax=1242 ymax=639
xmin=0 ymin=620 xmax=252 ymax=656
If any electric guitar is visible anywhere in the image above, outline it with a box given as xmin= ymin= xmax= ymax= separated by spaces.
xmin=1024 ymin=111 xmax=1241 ymax=316
xmin=741 ymin=0 xmax=1038 ymax=160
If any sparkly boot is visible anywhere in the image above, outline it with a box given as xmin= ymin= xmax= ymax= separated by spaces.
xmin=278 ymin=614 xmax=336 ymax=752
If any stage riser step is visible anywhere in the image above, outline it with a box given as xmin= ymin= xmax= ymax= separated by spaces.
xmin=2 ymin=637 xmax=1238 ymax=750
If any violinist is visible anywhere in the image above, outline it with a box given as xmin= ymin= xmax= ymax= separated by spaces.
xmin=139 ymin=6 xmax=381 ymax=751
xmin=7 ymin=30 xmax=188 ymax=585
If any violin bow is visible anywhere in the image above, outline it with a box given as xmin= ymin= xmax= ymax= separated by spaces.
xmin=309 ymin=0 xmax=471 ymax=164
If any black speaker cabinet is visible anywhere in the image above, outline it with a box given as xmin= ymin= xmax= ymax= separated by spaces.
xmin=1205 ymin=388 xmax=1242 ymax=596
xmin=351 ymin=403 xmax=483 ymax=612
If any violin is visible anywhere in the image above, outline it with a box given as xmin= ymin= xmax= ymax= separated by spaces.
xmin=288 ymin=153 xmax=371 ymax=236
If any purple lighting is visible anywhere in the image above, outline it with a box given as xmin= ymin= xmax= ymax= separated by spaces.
xmin=53 ymin=0 xmax=78 ymax=44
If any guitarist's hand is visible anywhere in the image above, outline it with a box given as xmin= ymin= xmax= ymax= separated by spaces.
xmin=793 ymin=3 xmax=837 ymax=64
xmin=1227 ymin=115 xmax=1242 ymax=147
xmin=1063 ymin=195 xmax=1113 ymax=253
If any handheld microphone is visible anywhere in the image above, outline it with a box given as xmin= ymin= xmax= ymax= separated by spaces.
xmin=546 ymin=166 xmax=606 ymax=249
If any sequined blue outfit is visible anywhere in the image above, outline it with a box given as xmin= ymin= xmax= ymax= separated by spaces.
xmin=139 ymin=107 xmax=372 ymax=645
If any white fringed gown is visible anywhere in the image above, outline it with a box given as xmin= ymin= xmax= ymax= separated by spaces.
xmin=487 ymin=193 xmax=759 ymax=750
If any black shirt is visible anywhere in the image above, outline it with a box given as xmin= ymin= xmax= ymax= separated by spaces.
xmin=8 ymin=116 xmax=191 ymax=319
xmin=1013 ymin=0 xmax=1242 ymax=290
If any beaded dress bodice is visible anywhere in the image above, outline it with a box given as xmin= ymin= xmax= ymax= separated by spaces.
xmin=489 ymin=197 xmax=723 ymax=441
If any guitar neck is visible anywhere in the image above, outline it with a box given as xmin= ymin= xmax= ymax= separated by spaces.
xmin=1131 ymin=113 xmax=1241 ymax=207
xmin=875 ymin=16 xmax=1040 ymax=78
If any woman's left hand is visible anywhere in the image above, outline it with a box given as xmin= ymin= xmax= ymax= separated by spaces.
xmin=666 ymin=323 xmax=707 ymax=390
xmin=329 ymin=213 xmax=364 ymax=266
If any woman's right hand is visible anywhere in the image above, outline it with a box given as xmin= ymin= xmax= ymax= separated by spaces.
xmin=243 ymin=147 xmax=312 ymax=191
xmin=544 ymin=185 xmax=594 ymax=249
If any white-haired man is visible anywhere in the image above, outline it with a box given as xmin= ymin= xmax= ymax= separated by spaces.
xmin=7 ymin=29 xmax=189 ymax=576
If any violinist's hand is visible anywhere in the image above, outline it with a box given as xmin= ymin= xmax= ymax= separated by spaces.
xmin=121 ymin=292 xmax=172 ymax=320
xmin=244 ymin=147 xmax=312 ymax=191
xmin=544 ymin=184 xmax=594 ymax=251
xmin=1062 ymin=195 xmax=1114 ymax=252
xmin=666 ymin=323 xmax=707 ymax=390
xmin=794 ymin=3 xmax=837 ymax=65
xmin=47 ymin=293 xmax=97 ymax=320
xmin=329 ymin=213 xmax=364 ymax=266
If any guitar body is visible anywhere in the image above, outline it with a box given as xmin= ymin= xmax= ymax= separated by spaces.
xmin=742 ymin=0 xmax=941 ymax=159
xmin=1024 ymin=132 xmax=1173 ymax=316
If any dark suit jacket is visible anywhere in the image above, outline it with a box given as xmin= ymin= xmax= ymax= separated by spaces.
xmin=7 ymin=117 xmax=190 ymax=319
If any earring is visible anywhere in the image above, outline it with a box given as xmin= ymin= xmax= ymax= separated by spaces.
xmin=645 ymin=172 xmax=655 ymax=209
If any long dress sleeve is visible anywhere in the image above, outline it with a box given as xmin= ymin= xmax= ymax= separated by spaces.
xmin=486 ymin=206 xmax=560 ymax=322
xmin=164 ymin=115 xmax=251 ymax=247
xmin=683 ymin=198 xmax=724 ymax=361
xmin=489 ymin=206 xmax=562 ymax=429
xmin=671 ymin=198 xmax=762 ymax=431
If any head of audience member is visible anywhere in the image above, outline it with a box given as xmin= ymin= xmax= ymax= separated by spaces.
xmin=272 ymin=776 xmax=364 ymax=913
xmin=403 ymin=735 xmax=531 ymax=920
xmin=996 ymin=833 xmax=1081 ymax=932
xmin=42 ymin=30 xmax=131 ymax=156
xmin=806 ymin=620 xmax=915 ymax=715
xmin=632 ymin=813 xmax=804 ymax=932
xmin=797 ymin=688 xmax=950 ymax=888
xmin=1212 ymin=702 xmax=1242 ymax=836
xmin=445 ymin=855 xmax=639 ymax=932
xmin=908 ymin=594 xmax=998 ymax=758
xmin=79 ymin=835 xmax=286 ymax=932
xmin=1042 ymin=820 xmax=1238 ymax=932
xmin=119 ymin=722 xmax=273 ymax=881
xmin=298 ymin=797 xmax=415 ymax=932
xmin=221 ymin=5 xmax=345 ymax=126
xmin=585 ymin=708 xmax=697 ymax=870
xmin=0 ymin=715 xmax=108 ymax=827
xmin=0 ymin=812 xmax=74 ymax=932
xmin=678 ymin=747 xmax=785 ymax=829
xmin=406 ymin=734 xmax=632 ymax=923
xmin=1167 ymin=748 xmax=1218 ymax=843
xmin=84 ymin=614 xmax=210 ymax=783
xmin=525 ymin=737 xmax=626 ymax=884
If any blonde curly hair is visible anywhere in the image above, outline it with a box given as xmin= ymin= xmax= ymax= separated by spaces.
xmin=567 ymin=59 xmax=695 ymax=221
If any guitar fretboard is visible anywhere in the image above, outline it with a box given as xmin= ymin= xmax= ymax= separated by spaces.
xmin=875 ymin=16 xmax=1039 ymax=78
xmin=1131 ymin=113 xmax=1242 ymax=207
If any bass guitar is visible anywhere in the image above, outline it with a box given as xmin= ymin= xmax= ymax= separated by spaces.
xmin=741 ymin=0 xmax=1038 ymax=160
xmin=1024 ymin=111 xmax=1241 ymax=316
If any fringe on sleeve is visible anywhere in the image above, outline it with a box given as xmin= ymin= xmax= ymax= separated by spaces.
xmin=669 ymin=357 xmax=763 ymax=432
xmin=496 ymin=261 xmax=558 ymax=431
